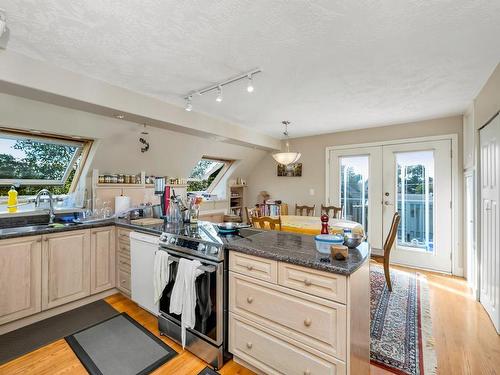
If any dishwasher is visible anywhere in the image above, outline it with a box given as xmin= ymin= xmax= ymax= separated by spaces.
xmin=130 ymin=231 xmax=160 ymax=315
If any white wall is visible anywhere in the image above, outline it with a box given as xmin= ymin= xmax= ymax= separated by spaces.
xmin=247 ymin=116 xmax=463 ymax=208
xmin=0 ymin=93 xmax=267 ymax=186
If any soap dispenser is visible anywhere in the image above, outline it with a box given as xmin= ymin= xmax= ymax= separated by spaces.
xmin=7 ymin=185 xmax=18 ymax=213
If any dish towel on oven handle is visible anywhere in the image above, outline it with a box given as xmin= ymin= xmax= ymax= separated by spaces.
xmin=153 ymin=250 xmax=172 ymax=304
xmin=169 ymin=258 xmax=204 ymax=348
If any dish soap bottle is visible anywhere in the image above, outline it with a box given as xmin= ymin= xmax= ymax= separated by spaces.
xmin=8 ymin=186 xmax=18 ymax=213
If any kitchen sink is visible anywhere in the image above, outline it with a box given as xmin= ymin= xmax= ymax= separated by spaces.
xmin=0 ymin=222 xmax=81 ymax=235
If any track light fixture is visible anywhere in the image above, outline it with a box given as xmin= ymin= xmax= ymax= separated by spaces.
xmin=0 ymin=9 xmax=10 ymax=49
xmin=185 ymin=95 xmax=193 ymax=111
xmin=183 ymin=68 xmax=261 ymax=112
xmin=216 ymin=86 xmax=223 ymax=102
xmin=247 ymin=74 xmax=254 ymax=93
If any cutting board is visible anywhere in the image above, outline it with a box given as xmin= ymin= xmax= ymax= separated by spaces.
xmin=130 ymin=218 xmax=164 ymax=226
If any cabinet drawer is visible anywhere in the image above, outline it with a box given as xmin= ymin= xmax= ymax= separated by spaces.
xmin=117 ymin=229 xmax=131 ymax=245
xmin=117 ymin=245 xmax=130 ymax=258
xmin=230 ymin=272 xmax=346 ymax=360
xmin=229 ymin=252 xmax=277 ymax=283
xmin=278 ymin=263 xmax=347 ymax=304
xmin=118 ymin=254 xmax=131 ymax=271
xmin=230 ymin=313 xmax=345 ymax=375
xmin=117 ymin=269 xmax=131 ymax=294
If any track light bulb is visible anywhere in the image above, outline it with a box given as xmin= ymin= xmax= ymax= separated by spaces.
xmin=216 ymin=86 xmax=223 ymax=102
xmin=247 ymin=75 xmax=254 ymax=93
xmin=185 ymin=96 xmax=193 ymax=111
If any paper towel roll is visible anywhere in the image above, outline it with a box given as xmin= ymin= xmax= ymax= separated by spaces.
xmin=115 ymin=195 xmax=131 ymax=215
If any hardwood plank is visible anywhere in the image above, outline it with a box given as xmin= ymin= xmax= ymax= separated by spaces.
xmin=1 ymin=265 xmax=499 ymax=375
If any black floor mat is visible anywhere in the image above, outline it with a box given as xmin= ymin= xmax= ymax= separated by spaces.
xmin=0 ymin=300 xmax=119 ymax=365
xmin=197 ymin=366 xmax=220 ymax=375
xmin=66 ymin=313 xmax=176 ymax=375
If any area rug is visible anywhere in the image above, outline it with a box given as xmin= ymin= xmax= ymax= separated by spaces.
xmin=370 ymin=264 xmax=437 ymax=375
xmin=0 ymin=300 xmax=119 ymax=365
xmin=66 ymin=313 xmax=176 ymax=375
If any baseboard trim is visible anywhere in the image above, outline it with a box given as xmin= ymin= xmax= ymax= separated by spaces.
xmin=0 ymin=288 xmax=119 ymax=335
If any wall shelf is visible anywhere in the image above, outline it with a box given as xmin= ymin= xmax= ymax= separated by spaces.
xmin=229 ymin=185 xmax=246 ymax=222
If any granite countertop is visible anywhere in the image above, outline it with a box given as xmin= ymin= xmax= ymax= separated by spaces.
xmin=0 ymin=219 xmax=116 ymax=240
xmin=226 ymin=230 xmax=370 ymax=275
xmin=0 ymin=217 xmax=369 ymax=275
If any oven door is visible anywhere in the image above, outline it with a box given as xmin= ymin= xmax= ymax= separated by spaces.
xmin=158 ymin=248 xmax=223 ymax=346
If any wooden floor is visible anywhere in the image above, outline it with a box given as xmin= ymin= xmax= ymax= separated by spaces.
xmin=1 ymin=265 xmax=499 ymax=375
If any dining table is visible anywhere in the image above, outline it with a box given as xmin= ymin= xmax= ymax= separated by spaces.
xmin=277 ymin=215 xmax=364 ymax=236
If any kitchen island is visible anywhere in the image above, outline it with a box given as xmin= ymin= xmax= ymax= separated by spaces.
xmin=226 ymin=230 xmax=370 ymax=375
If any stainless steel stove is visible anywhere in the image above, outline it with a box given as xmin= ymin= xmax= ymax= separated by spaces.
xmin=157 ymin=222 xmax=242 ymax=370
xmin=158 ymin=222 xmax=225 ymax=262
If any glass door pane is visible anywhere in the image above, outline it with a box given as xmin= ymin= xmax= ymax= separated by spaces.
xmin=340 ymin=156 xmax=369 ymax=236
xmin=395 ymin=151 xmax=434 ymax=252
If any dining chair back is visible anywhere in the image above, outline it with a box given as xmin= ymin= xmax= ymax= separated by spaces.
xmin=373 ymin=212 xmax=401 ymax=291
xmin=295 ymin=204 xmax=315 ymax=216
xmin=321 ymin=204 xmax=343 ymax=219
xmin=251 ymin=216 xmax=282 ymax=231
xmin=245 ymin=206 xmax=260 ymax=224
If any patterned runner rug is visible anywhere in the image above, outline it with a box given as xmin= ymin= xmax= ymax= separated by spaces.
xmin=370 ymin=264 xmax=437 ymax=375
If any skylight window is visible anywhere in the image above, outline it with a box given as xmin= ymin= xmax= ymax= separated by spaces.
xmin=0 ymin=130 xmax=88 ymax=195
xmin=188 ymin=157 xmax=231 ymax=193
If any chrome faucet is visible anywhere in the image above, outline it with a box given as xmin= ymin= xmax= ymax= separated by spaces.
xmin=34 ymin=189 xmax=55 ymax=224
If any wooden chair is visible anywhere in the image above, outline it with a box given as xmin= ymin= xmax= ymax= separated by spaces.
xmin=251 ymin=216 xmax=282 ymax=231
xmin=372 ymin=212 xmax=401 ymax=292
xmin=321 ymin=204 xmax=343 ymax=219
xmin=295 ymin=204 xmax=315 ymax=216
xmin=245 ymin=206 xmax=260 ymax=224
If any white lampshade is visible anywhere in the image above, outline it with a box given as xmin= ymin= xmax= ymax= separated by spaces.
xmin=272 ymin=152 xmax=301 ymax=166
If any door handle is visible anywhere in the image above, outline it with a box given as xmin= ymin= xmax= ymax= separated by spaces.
xmin=384 ymin=201 xmax=393 ymax=206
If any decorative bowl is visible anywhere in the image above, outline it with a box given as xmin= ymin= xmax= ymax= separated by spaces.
xmin=343 ymin=233 xmax=364 ymax=249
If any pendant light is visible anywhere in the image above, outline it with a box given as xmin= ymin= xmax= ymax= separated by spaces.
xmin=272 ymin=121 xmax=301 ymax=166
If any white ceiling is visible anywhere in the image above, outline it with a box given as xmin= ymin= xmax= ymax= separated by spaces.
xmin=1 ymin=0 xmax=499 ymax=138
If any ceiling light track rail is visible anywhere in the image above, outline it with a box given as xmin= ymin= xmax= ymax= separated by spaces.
xmin=184 ymin=68 xmax=262 ymax=111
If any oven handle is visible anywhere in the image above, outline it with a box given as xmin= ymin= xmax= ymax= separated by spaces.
xmin=156 ymin=250 xmax=217 ymax=273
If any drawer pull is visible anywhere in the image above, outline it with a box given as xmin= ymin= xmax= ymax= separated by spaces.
xmin=246 ymin=296 xmax=254 ymax=304
xmin=246 ymin=342 xmax=253 ymax=349
xmin=304 ymin=318 xmax=312 ymax=327
xmin=304 ymin=278 xmax=312 ymax=286
xmin=304 ymin=370 xmax=311 ymax=375
xmin=246 ymin=264 xmax=254 ymax=271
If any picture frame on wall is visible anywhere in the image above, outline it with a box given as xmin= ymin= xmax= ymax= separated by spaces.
xmin=277 ymin=163 xmax=302 ymax=177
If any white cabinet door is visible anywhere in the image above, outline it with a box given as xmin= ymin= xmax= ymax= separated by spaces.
xmin=90 ymin=226 xmax=116 ymax=294
xmin=0 ymin=236 xmax=42 ymax=324
xmin=480 ymin=114 xmax=500 ymax=333
xmin=42 ymin=230 xmax=91 ymax=310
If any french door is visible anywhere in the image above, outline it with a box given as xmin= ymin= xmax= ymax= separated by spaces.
xmin=329 ymin=139 xmax=453 ymax=273
xmin=479 ymin=114 xmax=500 ymax=333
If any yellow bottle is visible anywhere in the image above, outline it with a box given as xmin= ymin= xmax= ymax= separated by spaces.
xmin=7 ymin=186 xmax=18 ymax=213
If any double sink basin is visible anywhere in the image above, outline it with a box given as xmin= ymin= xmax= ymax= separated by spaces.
xmin=0 ymin=222 xmax=82 ymax=236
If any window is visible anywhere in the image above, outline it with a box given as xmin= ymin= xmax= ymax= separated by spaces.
xmin=187 ymin=157 xmax=232 ymax=193
xmin=0 ymin=130 xmax=89 ymax=195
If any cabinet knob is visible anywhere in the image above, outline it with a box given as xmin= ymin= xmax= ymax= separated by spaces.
xmin=246 ymin=264 xmax=254 ymax=271
xmin=246 ymin=342 xmax=253 ymax=349
xmin=304 ymin=318 xmax=312 ymax=327
xmin=304 ymin=278 xmax=312 ymax=286
xmin=246 ymin=296 xmax=254 ymax=304
xmin=304 ymin=370 xmax=311 ymax=375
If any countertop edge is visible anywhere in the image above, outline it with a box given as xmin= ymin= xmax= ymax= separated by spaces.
xmin=227 ymin=241 xmax=371 ymax=276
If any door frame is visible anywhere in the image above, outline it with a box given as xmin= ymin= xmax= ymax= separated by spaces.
xmin=464 ymin=169 xmax=478 ymax=299
xmin=325 ymin=134 xmax=462 ymax=276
